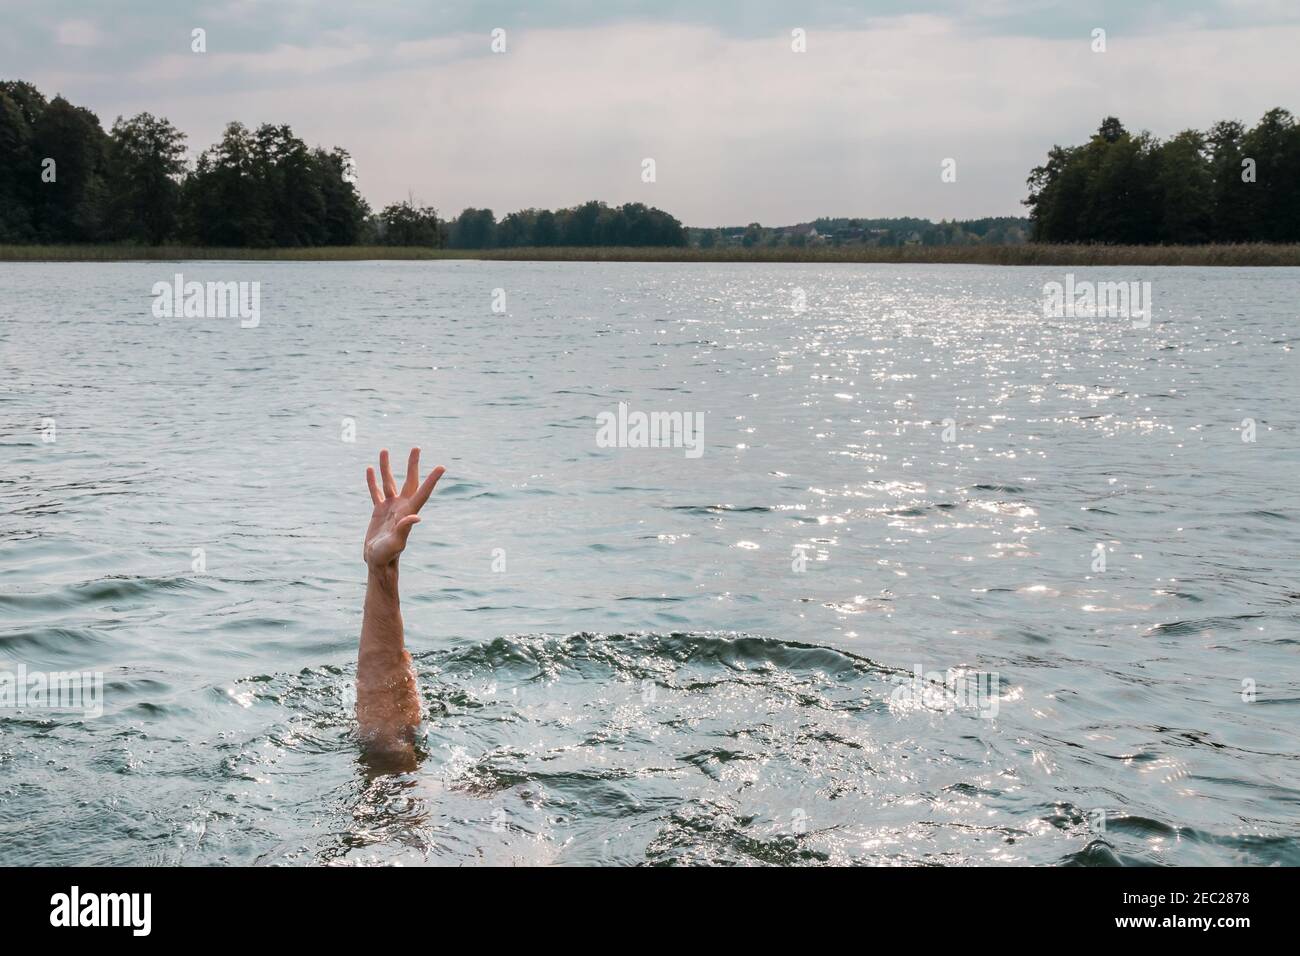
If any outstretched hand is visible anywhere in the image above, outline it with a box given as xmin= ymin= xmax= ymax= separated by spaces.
xmin=363 ymin=447 xmax=445 ymax=568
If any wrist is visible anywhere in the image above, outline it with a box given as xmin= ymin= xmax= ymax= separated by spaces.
xmin=366 ymin=560 xmax=400 ymax=584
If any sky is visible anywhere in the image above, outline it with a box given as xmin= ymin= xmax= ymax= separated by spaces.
xmin=3 ymin=0 xmax=1299 ymax=226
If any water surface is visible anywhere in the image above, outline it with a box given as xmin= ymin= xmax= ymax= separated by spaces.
xmin=1 ymin=261 xmax=1297 ymax=865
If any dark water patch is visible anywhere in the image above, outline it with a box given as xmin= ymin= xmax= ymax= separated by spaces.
xmin=663 ymin=504 xmax=773 ymax=515
xmin=1060 ymin=841 xmax=1126 ymax=866
xmin=1144 ymin=613 xmax=1266 ymax=636
xmin=208 ymin=614 xmax=301 ymax=635
xmin=644 ymin=800 xmax=830 ymax=866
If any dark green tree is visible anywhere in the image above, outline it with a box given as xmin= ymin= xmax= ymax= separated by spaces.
xmin=0 ymin=81 xmax=48 ymax=242
xmin=1240 ymin=108 xmax=1300 ymax=241
xmin=313 ymin=147 xmax=369 ymax=245
xmin=1155 ymin=130 xmax=1213 ymax=243
xmin=449 ymin=207 xmax=496 ymax=248
xmin=0 ymin=80 xmax=47 ymax=127
xmin=0 ymin=88 xmax=38 ymax=240
xmin=31 ymin=96 xmax=110 ymax=242
xmin=561 ymin=201 xmax=603 ymax=246
xmin=496 ymin=208 xmax=536 ymax=247
xmin=1025 ymin=110 xmax=1299 ymax=244
xmin=1207 ymin=120 xmax=1251 ymax=241
xmin=107 ymin=112 xmax=187 ymax=244
xmin=376 ymin=200 xmax=441 ymax=246
xmin=532 ymin=209 xmax=558 ymax=245
xmin=182 ymin=122 xmax=268 ymax=245
xmin=252 ymin=123 xmax=325 ymax=246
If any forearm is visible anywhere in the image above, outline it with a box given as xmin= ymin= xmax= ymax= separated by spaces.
xmin=355 ymin=447 xmax=443 ymax=754
xmin=356 ymin=562 xmax=421 ymax=746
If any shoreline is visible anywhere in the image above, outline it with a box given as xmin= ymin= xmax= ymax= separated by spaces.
xmin=2 ymin=243 xmax=1299 ymax=266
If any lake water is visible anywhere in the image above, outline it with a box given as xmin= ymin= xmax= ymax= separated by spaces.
xmin=1 ymin=260 xmax=1297 ymax=865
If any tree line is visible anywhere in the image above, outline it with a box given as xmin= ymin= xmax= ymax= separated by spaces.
xmin=1024 ymin=109 xmax=1300 ymax=243
xmin=4 ymin=80 xmax=1295 ymax=248
xmin=692 ymin=216 xmax=1030 ymax=249
xmin=444 ymin=201 xmax=686 ymax=248
xmin=339 ymin=198 xmax=686 ymax=248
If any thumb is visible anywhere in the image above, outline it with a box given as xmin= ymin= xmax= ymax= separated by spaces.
xmin=395 ymin=514 xmax=421 ymax=541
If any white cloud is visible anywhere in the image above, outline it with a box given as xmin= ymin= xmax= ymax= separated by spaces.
xmin=137 ymin=42 xmax=374 ymax=81
xmin=56 ymin=19 xmax=101 ymax=47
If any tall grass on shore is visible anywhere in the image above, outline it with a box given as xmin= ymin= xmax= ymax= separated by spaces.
xmin=3 ymin=243 xmax=1299 ymax=266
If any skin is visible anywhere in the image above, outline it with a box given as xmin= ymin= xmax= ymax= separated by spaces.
xmin=357 ymin=447 xmax=445 ymax=757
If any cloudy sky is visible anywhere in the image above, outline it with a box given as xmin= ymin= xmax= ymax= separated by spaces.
xmin=4 ymin=0 xmax=1298 ymax=225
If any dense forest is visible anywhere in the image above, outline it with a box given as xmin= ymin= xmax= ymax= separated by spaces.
xmin=2 ymin=80 xmax=1296 ymax=248
xmin=1024 ymin=110 xmax=1300 ymax=243
xmin=0 ymin=80 xmax=367 ymax=246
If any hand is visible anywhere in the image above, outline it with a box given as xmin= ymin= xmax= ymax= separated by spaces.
xmin=363 ymin=447 xmax=445 ymax=568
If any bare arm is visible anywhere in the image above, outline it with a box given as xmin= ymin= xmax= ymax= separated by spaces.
xmin=357 ymin=447 xmax=445 ymax=753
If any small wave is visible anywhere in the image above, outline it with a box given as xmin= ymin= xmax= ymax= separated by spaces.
xmin=0 ymin=575 xmax=216 ymax=614
xmin=0 ymin=625 xmax=106 ymax=653
xmin=432 ymin=631 xmax=887 ymax=685
xmin=1144 ymin=613 xmax=1266 ymax=636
